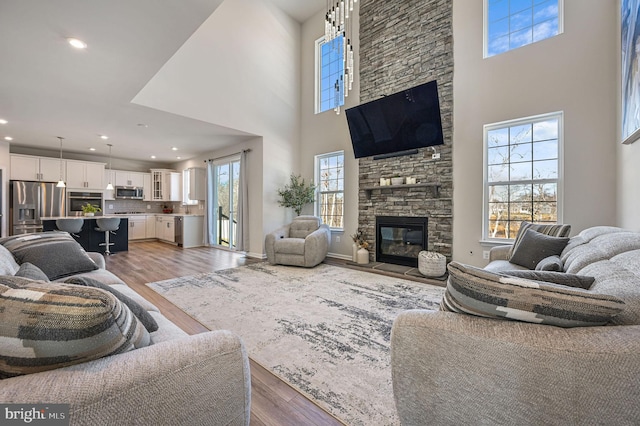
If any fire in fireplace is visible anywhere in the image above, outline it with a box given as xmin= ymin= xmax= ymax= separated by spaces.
xmin=376 ymin=216 xmax=428 ymax=267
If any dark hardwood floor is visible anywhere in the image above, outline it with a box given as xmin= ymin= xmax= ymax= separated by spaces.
xmin=104 ymin=241 xmax=344 ymax=426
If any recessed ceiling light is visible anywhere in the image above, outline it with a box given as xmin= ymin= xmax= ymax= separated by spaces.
xmin=176 ymin=156 xmax=181 ymax=160
xmin=137 ymin=123 xmax=149 ymax=128
xmin=150 ymin=155 xmax=156 ymax=159
xmin=67 ymin=38 xmax=87 ymax=49
xmin=4 ymin=136 xmax=13 ymax=141
xmin=89 ymin=147 xmax=96 ymax=151
xmin=172 ymin=147 xmax=178 ymax=151
xmin=100 ymin=135 xmax=109 ymax=140
xmin=0 ymin=119 xmax=7 ymax=125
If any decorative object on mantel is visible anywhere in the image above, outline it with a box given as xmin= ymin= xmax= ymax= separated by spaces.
xmin=406 ymin=177 xmax=417 ymax=184
xmin=418 ymin=250 xmax=447 ymax=277
xmin=362 ymin=182 xmax=441 ymax=199
xmin=391 ymin=176 xmax=404 ymax=185
xmin=324 ymin=0 xmax=357 ymax=114
xmin=277 ymin=174 xmax=316 ymax=216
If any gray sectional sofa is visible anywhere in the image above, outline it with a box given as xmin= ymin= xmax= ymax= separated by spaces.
xmin=391 ymin=226 xmax=640 ymax=425
xmin=0 ymin=232 xmax=251 ymax=426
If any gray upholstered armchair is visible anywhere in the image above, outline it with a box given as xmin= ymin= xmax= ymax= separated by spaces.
xmin=265 ymin=216 xmax=330 ymax=267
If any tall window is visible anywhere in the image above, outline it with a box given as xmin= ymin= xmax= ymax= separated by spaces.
xmin=315 ymin=36 xmax=344 ymax=114
xmin=315 ymin=151 xmax=344 ymax=230
xmin=484 ymin=0 xmax=563 ymax=57
xmin=484 ymin=112 xmax=563 ymax=240
xmin=182 ymin=169 xmax=198 ymax=206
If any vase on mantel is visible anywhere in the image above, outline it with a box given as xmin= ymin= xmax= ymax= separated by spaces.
xmin=357 ymin=247 xmax=370 ymax=265
xmin=352 ymin=242 xmax=358 ymax=263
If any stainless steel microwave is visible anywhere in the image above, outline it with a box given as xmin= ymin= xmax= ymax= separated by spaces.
xmin=115 ymin=186 xmax=143 ymax=200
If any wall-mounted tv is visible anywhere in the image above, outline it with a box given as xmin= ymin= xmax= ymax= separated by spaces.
xmin=345 ymin=80 xmax=444 ymax=159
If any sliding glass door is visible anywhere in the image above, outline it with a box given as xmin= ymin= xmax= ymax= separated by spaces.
xmin=212 ymin=157 xmax=240 ymax=248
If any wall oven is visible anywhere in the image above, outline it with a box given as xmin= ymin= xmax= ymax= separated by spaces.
xmin=115 ymin=186 xmax=143 ymax=200
xmin=67 ymin=191 xmax=104 ymax=216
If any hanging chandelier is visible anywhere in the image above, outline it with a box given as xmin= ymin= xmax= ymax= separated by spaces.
xmin=325 ymin=0 xmax=357 ymax=114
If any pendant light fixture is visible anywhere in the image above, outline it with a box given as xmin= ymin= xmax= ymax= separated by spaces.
xmin=56 ymin=137 xmax=66 ymax=188
xmin=105 ymin=143 xmax=114 ymax=190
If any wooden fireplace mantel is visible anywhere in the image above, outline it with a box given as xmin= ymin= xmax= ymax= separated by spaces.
xmin=361 ymin=182 xmax=441 ymax=200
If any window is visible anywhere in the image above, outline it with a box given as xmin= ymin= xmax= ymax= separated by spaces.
xmin=315 ymin=151 xmax=344 ymax=230
xmin=484 ymin=0 xmax=563 ymax=57
xmin=483 ymin=112 xmax=563 ymax=241
xmin=315 ymin=36 xmax=344 ymax=114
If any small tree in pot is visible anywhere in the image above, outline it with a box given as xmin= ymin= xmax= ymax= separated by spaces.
xmin=277 ymin=174 xmax=316 ymax=216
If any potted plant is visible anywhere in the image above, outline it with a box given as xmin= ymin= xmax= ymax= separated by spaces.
xmin=277 ymin=174 xmax=316 ymax=216
xmin=81 ymin=203 xmax=102 ymax=217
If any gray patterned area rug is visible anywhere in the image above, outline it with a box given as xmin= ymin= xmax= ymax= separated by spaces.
xmin=147 ymin=262 xmax=445 ymax=425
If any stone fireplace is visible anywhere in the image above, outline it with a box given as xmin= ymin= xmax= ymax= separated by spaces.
xmin=357 ymin=0 xmax=453 ymax=263
xmin=376 ymin=216 xmax=428 ymax=267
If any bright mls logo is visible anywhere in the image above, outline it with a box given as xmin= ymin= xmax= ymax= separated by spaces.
xmin=1 ymin=404 xmax=69 ymax=425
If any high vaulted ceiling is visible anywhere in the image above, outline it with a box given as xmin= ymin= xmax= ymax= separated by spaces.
xmin=0 ymin=0 xmax=324 ymax=163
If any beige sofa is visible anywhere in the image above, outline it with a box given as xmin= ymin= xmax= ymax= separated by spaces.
xmin=0 ymin=232 xmax=251 ymax=426
xmin=391 ymin=226 xmax=640 ymax=425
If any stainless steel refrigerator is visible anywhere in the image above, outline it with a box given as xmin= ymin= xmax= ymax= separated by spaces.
xmin=10 ymin=181 xmax=66 ymax=235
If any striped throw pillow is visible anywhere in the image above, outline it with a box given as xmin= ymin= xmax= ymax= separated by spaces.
xmin=440 ymin=262 xmax=624 ymax=327
xmin=508 ymin=221 xmax=572 ymax=259
xmin=0 ymin=276 xmax=150 ymax=378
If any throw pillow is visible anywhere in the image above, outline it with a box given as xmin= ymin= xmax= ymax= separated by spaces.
xmin=65 ymin=276 xmax=159 ymax=333
xmin=535 ymin=255 xmax=563 ymax=271
xmin=0 ymin=232 xmax=98 ymax=280
xmin=0 ymin=276 xmax=150 ymax=378
xmin=0 ymin=244 xmax=20 ymax=275
xmin=440 ymin=261 xmax=624 ymax=327
xmin=14 ymin=262 xmax=50 ymax=282
xmin=508 ymin=221 xmax=572 ymax=258
xmin=509 ymin=229 xmax=570 ymax=269
xmin=502 ymin=270 xmax=596 ymax=290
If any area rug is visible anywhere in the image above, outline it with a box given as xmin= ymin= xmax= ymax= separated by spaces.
xmin=147 ymin=263 xmax=445 ymax=425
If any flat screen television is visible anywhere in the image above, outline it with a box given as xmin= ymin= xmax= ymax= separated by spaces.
xmin=345 ymin=80 xmax=444 ymax=159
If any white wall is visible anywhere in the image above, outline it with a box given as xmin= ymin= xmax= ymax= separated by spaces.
xmin=131 ymin=0 xmax=302 ymax=256
xmin=617 ymin=0 xmax=640 ymax=231
xmin=299 ymin=8 xmax=360 ymax=259
xmin=453 ymin=0 xmax=619 ymax=267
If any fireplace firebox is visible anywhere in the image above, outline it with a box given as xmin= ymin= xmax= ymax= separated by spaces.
xmin=376 ymin=216 xmax=428 ymax=267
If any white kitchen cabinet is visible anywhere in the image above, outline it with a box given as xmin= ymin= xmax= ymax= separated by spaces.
xmin=10 ymin=154 xmax=65 ymax=182
xmin=66 ymin=160 xmax=105 ymax=189
xmin=145 ymin=214 xmax=156 ymax=238
xmin=186 ymin=167 xmax=206 ymax=201
xmin=151 ymin=169 xmax=181 ymax=202
xmin=128 ymin=216 xmax=147 ymax=240
xmin=115 ymin=170 xmax=144 ymax=187
xmin=155 ymin=216 xmax=175 ymax=243
xmin=143 ymin=173 xmax=152 ymax=201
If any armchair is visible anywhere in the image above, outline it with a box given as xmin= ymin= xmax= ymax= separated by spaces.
xmin=265 ymin=216 xmax=330 ymax=267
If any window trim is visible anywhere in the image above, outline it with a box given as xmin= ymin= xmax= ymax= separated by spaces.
xmin=314 ymin=150 xmax=345 ymax=231
xmin=483 ymin=0 xmax=565 ymax=58
xmin=482 ymin=111 xmax=564 ymax=242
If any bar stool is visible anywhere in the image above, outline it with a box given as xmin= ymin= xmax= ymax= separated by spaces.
xmin=55 ymin=218 xmax=84 ymax=239
xmin=95 ymin=218 xmax=121 ymax=255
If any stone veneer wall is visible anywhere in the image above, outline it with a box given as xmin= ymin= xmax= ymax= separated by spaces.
xmin=358 ymin=0 xmax=453 ymax=261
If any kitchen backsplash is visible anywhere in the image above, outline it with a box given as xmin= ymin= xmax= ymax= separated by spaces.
xmin=104 ymin=200 xmax=205 ymax=215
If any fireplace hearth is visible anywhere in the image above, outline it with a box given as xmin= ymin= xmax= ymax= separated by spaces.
xmin=376 ymin=216 xmax=428 ymax=267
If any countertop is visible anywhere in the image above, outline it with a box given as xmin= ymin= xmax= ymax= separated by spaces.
xmin=42 ymin=213 xmax=204 ymax=220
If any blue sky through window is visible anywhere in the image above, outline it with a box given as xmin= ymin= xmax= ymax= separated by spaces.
xmin=487 ymin=0 xmax=560 ymax=57
xmin=318 ymin=36 xmax=344 ymax=113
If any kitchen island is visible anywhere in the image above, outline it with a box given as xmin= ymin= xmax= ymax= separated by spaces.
xmin=42 ymin=216 xmax=129 ymax=254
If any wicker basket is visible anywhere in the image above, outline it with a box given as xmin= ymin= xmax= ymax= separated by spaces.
xmin=418 ymin=251 xmax=446 ymax=277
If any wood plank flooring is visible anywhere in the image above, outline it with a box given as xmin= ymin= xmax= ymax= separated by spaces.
xmin=104 ymin=241 xmax=343 ymax=426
